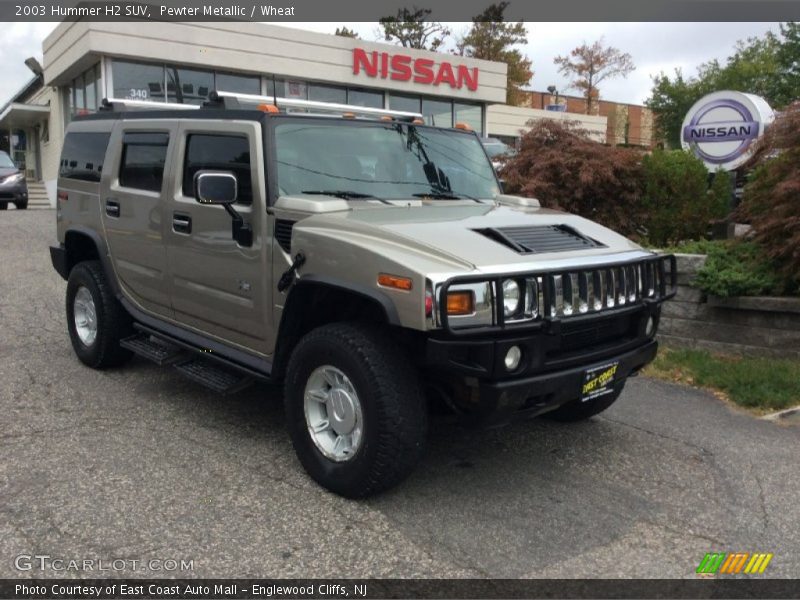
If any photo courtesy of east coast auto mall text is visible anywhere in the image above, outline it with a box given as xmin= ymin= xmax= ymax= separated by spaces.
xmin=0 ymin=0 xmax=798 ymax=598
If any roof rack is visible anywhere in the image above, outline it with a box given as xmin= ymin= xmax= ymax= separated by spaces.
xmin=207 ymin=90 xmax=423 ymax=121
xmin=100 ymin=98 xmax=201 ymax=112
xmin=99 ymin=92 xmax=426 ymax=123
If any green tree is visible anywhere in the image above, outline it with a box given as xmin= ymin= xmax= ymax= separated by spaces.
xmin=554 ymin=38 xmax=635 ymax=114
xmin=378 ymin=7 xmax=450 ymax=51
xmin=774 ymin=22 xmax=800 ymax=107
xmin=334 ymin=27 xmax=360 ymax=39
xmin=457 ymin=2 xmax=533 ymax=105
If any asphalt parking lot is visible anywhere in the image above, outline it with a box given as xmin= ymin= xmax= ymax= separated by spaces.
xmin=1 ymin=210 xmax=798 ymax=579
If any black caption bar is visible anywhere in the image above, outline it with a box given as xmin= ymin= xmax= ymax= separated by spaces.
xmin=3 ymin=579 xmax=800 ymax=599
xmin=1 ymin=0 xmax=800 ymax=21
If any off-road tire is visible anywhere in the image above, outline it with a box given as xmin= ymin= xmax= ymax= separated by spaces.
xmin=66 ymin=260 xmax=133 ymax=369
xmin=284 ymin=322 xmax=428 ymax=498
xmin=544 ymin=386 xmax=624 ymax=422
xmin=14 ymin=200 xmax=28 ymax=210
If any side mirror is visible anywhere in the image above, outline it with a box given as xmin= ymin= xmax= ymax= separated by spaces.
xmin=194 ymin=171 xmax=237 ymax=205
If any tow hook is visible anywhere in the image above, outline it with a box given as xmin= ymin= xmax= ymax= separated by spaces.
xmin=277 ymin=252 xmax=306 ymax=292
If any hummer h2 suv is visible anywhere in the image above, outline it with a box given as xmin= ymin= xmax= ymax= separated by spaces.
xmin=50 ymin=92 xmax=676 ymax=497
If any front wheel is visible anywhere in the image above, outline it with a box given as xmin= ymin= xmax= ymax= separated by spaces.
xmin=284 ymin=323 xmax=427 ymax=498
xmin=14 ymin=200 xmax=28 ymax=210
xmin=0 ymin=203 xmax=7 ymax=210
xmin=544 ymin=387 xmax=624 ymax=422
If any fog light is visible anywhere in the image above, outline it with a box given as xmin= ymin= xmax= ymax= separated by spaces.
xmin=504 ymin=345 xmax=522 ymax=371
xmin=646 ymin=316 xmax=656 ymax=337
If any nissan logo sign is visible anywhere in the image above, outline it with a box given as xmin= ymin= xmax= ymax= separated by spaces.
xmin=681 ymin=91 xmax=774 ymax=171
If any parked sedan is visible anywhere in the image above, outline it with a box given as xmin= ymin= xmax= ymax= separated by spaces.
xmin=480 ymin=137 xmax=516 ymax=172
xmin=0 ymin=151 xmax=28 ymax=210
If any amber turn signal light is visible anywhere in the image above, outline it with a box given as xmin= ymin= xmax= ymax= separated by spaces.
xmin=256 ymin=103 xmax=279 ymax=113
xmin=446 ymin=291 xmax=474 ymax=315
xmin=378 ymin=273 xmax=413 ymax=291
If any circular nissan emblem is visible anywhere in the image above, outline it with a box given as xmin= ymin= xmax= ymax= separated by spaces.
xmin=681 ymin=91 xmax=774 ymax=172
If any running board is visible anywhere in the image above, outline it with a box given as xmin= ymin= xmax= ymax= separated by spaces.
xmin=121 ymin=333 xmax=187 ymax=365
xmin=173 ymin=358 xmax=254 ymax=395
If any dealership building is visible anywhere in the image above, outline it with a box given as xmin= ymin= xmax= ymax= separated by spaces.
xmin=0 ymin=21 xmax=607 ymax=206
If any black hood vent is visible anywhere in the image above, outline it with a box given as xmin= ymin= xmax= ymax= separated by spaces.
xmin=474 ymin=225 xmax=605 ymax=254
xmin=274 ymin=219 xmax=295 ymax=253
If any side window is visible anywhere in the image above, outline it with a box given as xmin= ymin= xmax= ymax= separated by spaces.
xmin=59 ymin=132 xmax=110 ymax=182
xmin=182 ymin=134 xmax=252 ymax=204
xmin=119 ymin=132 xmax=169 ymax=192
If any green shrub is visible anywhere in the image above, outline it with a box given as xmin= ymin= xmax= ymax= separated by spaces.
xmin=690 ymin=240 xmax=789 ymax=297
xmin=640 ymin=150 xmax=729 ymax=246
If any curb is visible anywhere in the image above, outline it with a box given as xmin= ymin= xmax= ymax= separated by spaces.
xmin=761 ymin=406 xmax=800 ymax=422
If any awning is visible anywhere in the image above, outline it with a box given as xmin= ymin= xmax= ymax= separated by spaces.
xmin=0 ymin=103 xmax=50 ymax=129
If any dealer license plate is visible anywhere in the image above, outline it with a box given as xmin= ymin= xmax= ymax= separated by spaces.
xmin=581 ymin=361 xmax=620 ymax=402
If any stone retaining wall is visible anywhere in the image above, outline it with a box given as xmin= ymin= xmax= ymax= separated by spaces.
xmin=658 ymin=254 xmax=800 ymax=358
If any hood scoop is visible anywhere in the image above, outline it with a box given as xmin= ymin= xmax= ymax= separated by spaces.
xmin=474 ymin=224 xmax=606 ymax=254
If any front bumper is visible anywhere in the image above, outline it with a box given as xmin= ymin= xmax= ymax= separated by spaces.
xmin=424 ymin=303 xmax=661 ymax=422
xmin=0 ymin=180 xmax=28 ymax=202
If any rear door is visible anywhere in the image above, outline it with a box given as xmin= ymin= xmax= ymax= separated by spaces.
xmin=163 ymin=119 xmax=272 ymax=356
xmin=101 ymin=120 xmax=178 ymax=317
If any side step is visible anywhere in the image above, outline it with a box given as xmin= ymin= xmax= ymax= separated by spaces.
xmin=173 ymin=358 xmax=254 ymax=395
xmin=121 ymin=333 xmax=187 ymax=365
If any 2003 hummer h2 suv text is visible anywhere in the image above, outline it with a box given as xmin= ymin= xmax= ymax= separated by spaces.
xmin=50 ymin=92 xmax=676 ymax=497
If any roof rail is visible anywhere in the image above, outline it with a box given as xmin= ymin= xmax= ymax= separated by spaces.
xmin=100 ymin=98 xmax=200 ymax=112
xmin=208 ymin=90 xmax=423 ymax=121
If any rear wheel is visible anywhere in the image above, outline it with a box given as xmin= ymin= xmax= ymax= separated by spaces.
xmin=544 ymin=387 xmax=623 ymax=422
xmin=66 ymin=261 xmax=133 ymax=369
xmin=284 ymin=323 xmax=427 ymax=498
xmin=14 ymin=200 xmax=28 ymax=210
xmin=0 ymin=203 xmax=7 ymax=210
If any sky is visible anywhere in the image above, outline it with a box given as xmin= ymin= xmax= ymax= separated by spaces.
xmin=0 ymin=21 xmax=782 ymax=108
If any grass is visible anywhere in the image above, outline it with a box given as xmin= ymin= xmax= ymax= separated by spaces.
xmin=645 ymin=347 xmax=800 ymax=412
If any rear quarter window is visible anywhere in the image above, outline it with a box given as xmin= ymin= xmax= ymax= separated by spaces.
xmin=59 ymin=132 xmax=111 ymax=182
xmin=118 ymin=132 xmax=169 ymax=192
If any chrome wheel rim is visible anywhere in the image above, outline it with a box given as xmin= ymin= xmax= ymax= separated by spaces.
xmin=303 ymin=365 xmax=364 ymax=462
xmin=73 ymin=286 xmax=98 ymax=346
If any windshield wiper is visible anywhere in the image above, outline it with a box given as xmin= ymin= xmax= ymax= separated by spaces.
xmin=301 ymin=190 xmax=392 ymax=205
xmin=412 ymin=191 xmax=484 ymax=203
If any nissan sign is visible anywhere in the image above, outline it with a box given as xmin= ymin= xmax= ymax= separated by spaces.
xmin=353 ymin=48 xmax=479 ymax=91
xmin=681 ymin=91 xmax=774 ymax=171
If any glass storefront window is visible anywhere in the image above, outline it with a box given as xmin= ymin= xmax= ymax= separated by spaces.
xmin=167 ymin=67 xmax=213 ymax=105
xmin=347 ymin=89 xmax=383 ymax=108
xmin=421 ymin=98 xmax=452 ymax=128
xmin=388 ymin=93 xmax=421 ymax=114
xmin=112 ymin=61 xmax=165 ymax=102
xmin=215 ymin=72 xmax=260 ymax=95
xmin=309 ymin=84 xmax=346 ymax=104
xmin=454 ymin=102 xmax=482 ymax=134
xmin=74 ymin=74 xmax=84 ymax=112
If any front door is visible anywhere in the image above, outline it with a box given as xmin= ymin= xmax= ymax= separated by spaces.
xmin=101 ymin=121 xmax=177 ymax=317
xmin=164 ymin=120 xmax=272 ymax=357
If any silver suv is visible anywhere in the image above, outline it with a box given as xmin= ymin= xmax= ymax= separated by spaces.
xmin=50 ymin=92 xmax=675 ymax=497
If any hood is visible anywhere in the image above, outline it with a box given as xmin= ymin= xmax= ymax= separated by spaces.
xmin=294 ymin=201 xmax=649 ymax=274
xmin=0 ymin=167 xmax=20 ymax=179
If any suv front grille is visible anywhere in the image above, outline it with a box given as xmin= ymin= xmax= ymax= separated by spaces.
xmin=556 ymin=313 xmax=636 ymax=354
xmin=474 ymin=225 xmax=605 ymax=254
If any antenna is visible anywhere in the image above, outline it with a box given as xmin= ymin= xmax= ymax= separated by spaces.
xmin=271 ymin=74 xmax=278 ymax=109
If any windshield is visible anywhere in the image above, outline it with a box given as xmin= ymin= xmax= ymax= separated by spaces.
xmin=0 ymin=152 xmax=16 ymax=169
xmin=274 ymin=120 xmax=500 ymax=200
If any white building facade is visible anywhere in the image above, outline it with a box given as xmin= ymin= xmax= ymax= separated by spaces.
xmin=1 ymin=21 xmax=607 ymax=205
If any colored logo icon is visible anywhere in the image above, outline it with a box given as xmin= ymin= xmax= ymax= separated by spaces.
xmin=696 ymin=552 xmax=773 ymax=575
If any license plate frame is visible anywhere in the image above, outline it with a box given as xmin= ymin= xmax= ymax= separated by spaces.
xmin=581 ymin=361 xmax=620 ymax=402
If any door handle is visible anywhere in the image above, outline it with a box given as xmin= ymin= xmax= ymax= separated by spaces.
xmin=105 ymin=199 xmax=120 ymax=218
xmin=172 ymin=213 xmax=192 ymax=234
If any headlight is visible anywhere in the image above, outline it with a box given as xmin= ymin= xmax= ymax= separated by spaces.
xmin=5 ymin=173 xmax=24 ymax=184
xmin=502 ymin=279 xmax=520 ymax=317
